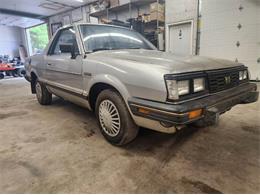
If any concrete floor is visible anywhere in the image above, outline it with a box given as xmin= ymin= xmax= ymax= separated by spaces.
xmin=0 ymin=78 xmax=259 ymax=193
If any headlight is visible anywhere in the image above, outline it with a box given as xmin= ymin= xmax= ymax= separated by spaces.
xmin=193 ymin=78 xmax=205 ymax=92
xmin=243 ymin=70 xmax=247 ymax=79
xmin=166 ymin=80 xmax=190 ymax=100
xmin=239 ymin=70 xmax=247 ymax=80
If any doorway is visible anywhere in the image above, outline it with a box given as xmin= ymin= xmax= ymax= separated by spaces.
xmin=26 ymin=23 xmax=49 ymax=56
xmin=167 ymin=21 xmax=193 ymax=55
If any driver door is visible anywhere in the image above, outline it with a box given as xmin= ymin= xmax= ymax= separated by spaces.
xmin=45 ymin=27 xmax=83 ymax=95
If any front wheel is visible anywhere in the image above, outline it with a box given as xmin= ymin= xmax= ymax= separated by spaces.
xmin=35 ymin=80 xmax=52 ymax=105
xmin=95 ymin=89 xmax=139 ymax=146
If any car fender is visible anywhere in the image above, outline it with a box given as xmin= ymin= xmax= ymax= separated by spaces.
xmin=30 ymin=68 xmax=39 ymax=79
xmin=87 ymin=74 xmax=132 ymax=108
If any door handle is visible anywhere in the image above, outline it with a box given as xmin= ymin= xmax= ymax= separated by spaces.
xmin=47 ymin=63 xmax=52 ymax=66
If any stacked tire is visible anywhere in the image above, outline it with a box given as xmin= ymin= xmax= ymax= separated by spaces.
xmin=5 ymin=68 xmax=26 ymax=78
xmin=17 ymin=68 xmax=26 ymax=77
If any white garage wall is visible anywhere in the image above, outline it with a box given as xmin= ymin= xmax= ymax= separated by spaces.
xmin=48 ymin=5 xmax=91 ymax=37
xmin=165 ymin=0 xmax=199 ymax=54
xmin=0 ymin=25 xmax=25 ymax=58
xmin=258 ymin=4 xmax=260 ymax=75
xmin=49 ymin=6 xmax=90 ymax=24
xmin=200 ymin=0 xmax=260 ymax=80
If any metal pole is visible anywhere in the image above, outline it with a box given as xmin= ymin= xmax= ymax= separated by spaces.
xmin=129 ymin=1 xmax=132 ymax=29
xmin=129 ymin=2 xmax=132 ymax=19
xmin=157 ymin=0 xmax=159 ymax=29
xmin=157 ymin=0 xmax=160 ymax=49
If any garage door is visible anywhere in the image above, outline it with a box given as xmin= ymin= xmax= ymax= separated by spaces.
xmin=200 ymin=0 xmax=260 ymax=80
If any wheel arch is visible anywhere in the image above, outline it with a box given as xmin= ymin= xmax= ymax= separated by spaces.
xmin=87 ymin=75 xmax=131 ymax=112
xmin=30 ymin=71 xmax=38 ymax=94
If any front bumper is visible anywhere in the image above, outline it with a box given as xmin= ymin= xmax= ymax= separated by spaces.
xmin=129 ymin=83 xmax=258 ymax=126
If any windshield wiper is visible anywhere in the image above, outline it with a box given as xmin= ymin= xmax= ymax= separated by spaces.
xmin=126 ymin=48 xmax=154 ymax=50
xmin=127 ymin=47 xmax=142 ymax=49
xmin=90 ymin=47 xmax=153 ymax=53
xmin=91 ymin=48 xmax=114 ymax=53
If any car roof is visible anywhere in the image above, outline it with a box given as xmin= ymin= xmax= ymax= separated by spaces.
xmin=60 ymin=23 xmax=131 ymax=31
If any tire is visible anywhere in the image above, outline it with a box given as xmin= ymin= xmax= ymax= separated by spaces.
xmin=95 ymin=89 xmax=139 ymax=146
xmin=0 ymin=73 xmax=4 ymax=79
xmin=35 ymin=79 xmax=52 ymax=105
xmin=11 ymin=70 xmax=18 ymax=77
xmin=5 ymin=71 xmax=11 ymax=76
xmin=17 ymin=68 xmax=26 ymax=77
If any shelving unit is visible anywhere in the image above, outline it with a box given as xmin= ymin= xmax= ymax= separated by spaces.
xmin=90 ymin=0 xmax=160 ymax=17
xmin=89 ymin=0 xmax=165 ymax=50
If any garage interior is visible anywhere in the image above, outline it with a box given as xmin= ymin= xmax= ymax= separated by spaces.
xmin=0 ymin=0 xmax=259 ymax=193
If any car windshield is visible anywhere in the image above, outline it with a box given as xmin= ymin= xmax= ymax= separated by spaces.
xmin=79 ymin=25 xmax=156 ymax=52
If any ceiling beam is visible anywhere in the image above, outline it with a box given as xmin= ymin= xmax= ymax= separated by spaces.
xmin=0 ymin=8 xmax=46 ymax=20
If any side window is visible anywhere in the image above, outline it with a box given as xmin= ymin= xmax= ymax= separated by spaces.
xmin=49 ymin=28 xmax=79 ymax=55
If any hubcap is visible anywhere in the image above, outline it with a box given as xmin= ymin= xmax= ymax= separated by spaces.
xmin=36 ymin=82 xmax=42 ymax=100
xmin=99 ymin=100 xmax=121 ymax=137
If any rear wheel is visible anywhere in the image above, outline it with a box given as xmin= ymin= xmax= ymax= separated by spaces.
xmin=95 ymin=89 xmax=139 ymax=146
xmin=35 ymin=80 xmax=52 ymax=105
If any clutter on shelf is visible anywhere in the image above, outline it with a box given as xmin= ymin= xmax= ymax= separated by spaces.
xmin=0 ymin=55 xmax=26 ymax=79
xmin=93 ymin=0 xmax=165 ymax=50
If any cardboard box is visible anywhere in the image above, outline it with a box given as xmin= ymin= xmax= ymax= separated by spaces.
xmin=90 ymin=4 xmax=101 ymax=13
xmin=141 ymin=14 xmax=150 ymax=23
xmin=110 ymin=0 xmax=119 ymax=7
xmin=150 ymin=12 xmax=165 ymax=22
xmin=100 ymin=18 xmax=111 ymax=24
xmin=150 ymin=2 xmax=165 ymax=13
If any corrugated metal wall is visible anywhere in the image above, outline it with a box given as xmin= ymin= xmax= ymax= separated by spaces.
xmin=0 ymin=26 xmax=24 ymax=58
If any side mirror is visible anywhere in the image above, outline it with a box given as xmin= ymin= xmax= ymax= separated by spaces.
xmin=60 ymin=44 xmax=78 ymax=59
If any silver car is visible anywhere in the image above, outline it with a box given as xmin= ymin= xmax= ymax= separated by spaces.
xmin=25 ymin=23 xmax=259 ymax=145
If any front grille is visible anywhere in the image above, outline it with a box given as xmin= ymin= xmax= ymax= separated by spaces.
xmin=207 ymin=68 xmax=241 ymax=93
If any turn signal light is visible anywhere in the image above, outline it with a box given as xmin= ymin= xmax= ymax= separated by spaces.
xmin=189 ymin=109 xmax=203 ymax=119
xmin=138 ymin=108 xmax=150 ymax=114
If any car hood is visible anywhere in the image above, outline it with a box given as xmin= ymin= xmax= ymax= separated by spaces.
xmin=90 ymin=49 xmax=244 ymax=74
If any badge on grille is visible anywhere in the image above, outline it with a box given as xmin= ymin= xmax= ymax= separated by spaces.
xmin=225 ymin=76 xmax=231 ymax=84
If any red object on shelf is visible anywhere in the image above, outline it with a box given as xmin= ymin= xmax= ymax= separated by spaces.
xmin=0 ymin=63 xmax=15 ymax=71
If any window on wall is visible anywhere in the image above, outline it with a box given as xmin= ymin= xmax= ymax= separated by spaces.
xmin=26 ymin=23 xmax=49 ymax=56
